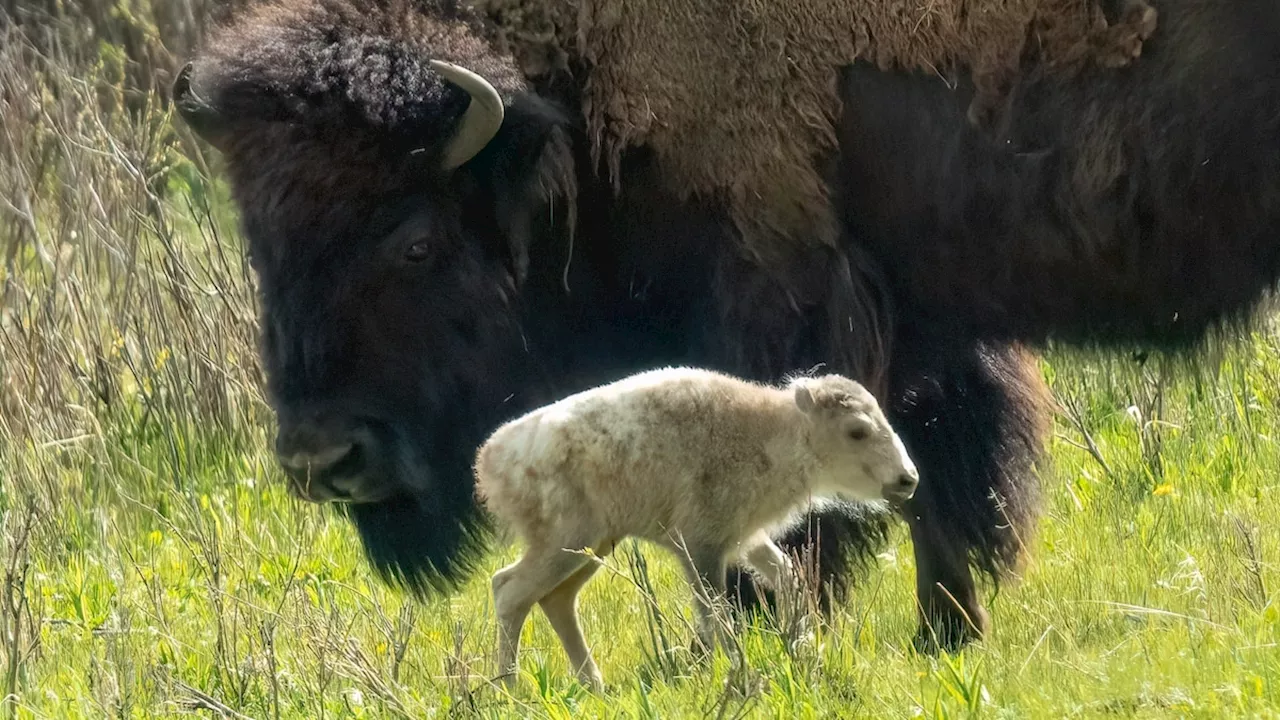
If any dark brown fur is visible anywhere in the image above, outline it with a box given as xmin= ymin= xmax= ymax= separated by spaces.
xmin=172 ymin=0 xmax=1280 ymax=654
xmin=476 ymin=0 xmax=1158 ymax=270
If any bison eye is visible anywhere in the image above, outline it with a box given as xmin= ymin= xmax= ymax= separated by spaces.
xmin=404 ymin=241 xmax=433 ymax=263
xmin=848 ymin=427 xmax=869 ymax=441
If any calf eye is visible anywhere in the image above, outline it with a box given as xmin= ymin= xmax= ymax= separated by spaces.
xmin=404 ymin=241 xmax=432 ymax=263
xmin=848 ymin=427 xmax=869 ymax=441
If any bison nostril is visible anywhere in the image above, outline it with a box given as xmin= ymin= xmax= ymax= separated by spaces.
xmin=274 ymin=419 xmax=385 ymax=503
xmin=278 ymin=441 xmax=355 ymax=474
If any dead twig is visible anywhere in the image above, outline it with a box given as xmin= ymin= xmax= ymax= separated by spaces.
xmin=171 ymin=680 xmax=259 ymax=720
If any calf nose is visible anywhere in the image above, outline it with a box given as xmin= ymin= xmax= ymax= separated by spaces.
xmin=886 ymin=472 xmax=919 ymax=502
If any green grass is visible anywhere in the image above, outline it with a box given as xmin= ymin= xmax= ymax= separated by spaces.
xmin=4 ymin=15 xmax=1280 ymax=719
xmin=6 ymin=338 xmax=1280 ymax=719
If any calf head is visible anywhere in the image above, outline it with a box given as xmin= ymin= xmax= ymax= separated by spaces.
xmin=793 ymin=374 xmax=920 ymax=504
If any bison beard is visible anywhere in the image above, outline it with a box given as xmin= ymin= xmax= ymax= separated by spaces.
xmin=344 ymin=491 xmax=495 ymax=596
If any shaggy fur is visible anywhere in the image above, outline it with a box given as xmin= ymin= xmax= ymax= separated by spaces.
xmin=889 ymin=339 xmax=1052 ymax=648
xmin=187 ymin=0 xmax=526 ymax=170
xmin=173 ymin=0 xmax=1280 ymax=656
xmin=475 ymin=367 xmax=917 ymax=689
xmin=835 ymin=7 xmax=1280 ymax=351
xmin=475 ymin=0 xmax=1160 ymax=268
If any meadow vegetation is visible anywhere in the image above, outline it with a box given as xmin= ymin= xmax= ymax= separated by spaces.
xmin=2 ymin=3 xmax=1279 ymax=717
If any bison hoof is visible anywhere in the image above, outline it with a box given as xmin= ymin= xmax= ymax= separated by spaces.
xmin=913 ymin=605 xmax=990 ymax=655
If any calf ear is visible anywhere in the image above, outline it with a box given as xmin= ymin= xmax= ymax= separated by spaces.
xmin=794 ymin=384 xmax=817 ymax=415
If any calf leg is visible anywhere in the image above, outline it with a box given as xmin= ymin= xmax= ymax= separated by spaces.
xmin=491 ymin=546 xmax=591 ymax=689
xmin=537 ymin=562 xmax=605 ymax=690
xmin=740 ymin=533 xmax=794 ymax=592
xmin=889 ymin=339 xmax=1052 ymax=652
xmin=667 ymin=540 xmax=729 ymax=655
xmin=739 ymin=531 xmax=800 ymax=625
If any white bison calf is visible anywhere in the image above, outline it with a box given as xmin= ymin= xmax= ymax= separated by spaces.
xmin=474 ymin=366 xmax=918 ymax=690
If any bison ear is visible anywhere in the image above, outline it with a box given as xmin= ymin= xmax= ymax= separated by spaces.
xmin=172 ymin=62 xmax=233 ymax=152
xmin=794 ymin=384 xmax=817 ymax=415
xmin=485 ymin=94 xmax=578 ymax=286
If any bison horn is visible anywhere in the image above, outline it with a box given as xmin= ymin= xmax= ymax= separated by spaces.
xmin=430 ymin=59 xmax=505 ymax=170
xmin=172 ymin=62 xmax=232 ymax=151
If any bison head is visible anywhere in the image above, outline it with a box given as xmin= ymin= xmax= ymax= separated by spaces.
xmin=171 ymin=0 xmax=580 ymax=595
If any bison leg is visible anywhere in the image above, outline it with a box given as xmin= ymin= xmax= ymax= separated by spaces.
xmin=890 ymin=340 xmax=1052 ymax=652
xmin=709 ymin=245 xmax=899 ymax=623
xmin=904 ymin=498 xmax=989 ymax=649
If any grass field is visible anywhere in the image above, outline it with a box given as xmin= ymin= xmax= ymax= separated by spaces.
xmin=4 ymin=19 xmax=1280 ymax=720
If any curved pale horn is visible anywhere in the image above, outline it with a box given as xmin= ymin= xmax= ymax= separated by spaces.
xmin=172 ymin=62 xmax=232 ymax=151
xmin=429 ymin=59 xmax=505 ymax=170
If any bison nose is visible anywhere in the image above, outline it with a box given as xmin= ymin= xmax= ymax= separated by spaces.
xmin=885 ymin=472 xmax=919 ymax=503
xmin=274 ymin=420 xmax=377 ymax=503
xmin=277 ymin=441 xmax=354 ymax=475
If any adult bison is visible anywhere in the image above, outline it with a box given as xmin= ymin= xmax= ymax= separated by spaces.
xmin=171 ymin=0 xmax=1280 ymax=651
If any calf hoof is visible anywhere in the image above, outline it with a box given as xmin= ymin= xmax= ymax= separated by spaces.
xmin=575 ymin=665 xmax=606 ymax=693
xmin=913 ymin=604 xmax=990 ymax=655
xmin=690 ymin=638 xmax=713 ymax=662
xmin=781 ymin=611 xmax=816 ymax=652
xmin=496 ymin=669 xmax=521 ymax=692
xmin=786 ymin=627 xmax=818 ymax=656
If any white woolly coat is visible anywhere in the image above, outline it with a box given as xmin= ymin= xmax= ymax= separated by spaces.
xmin=475 ymin=368 xmax=831 ymax=555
